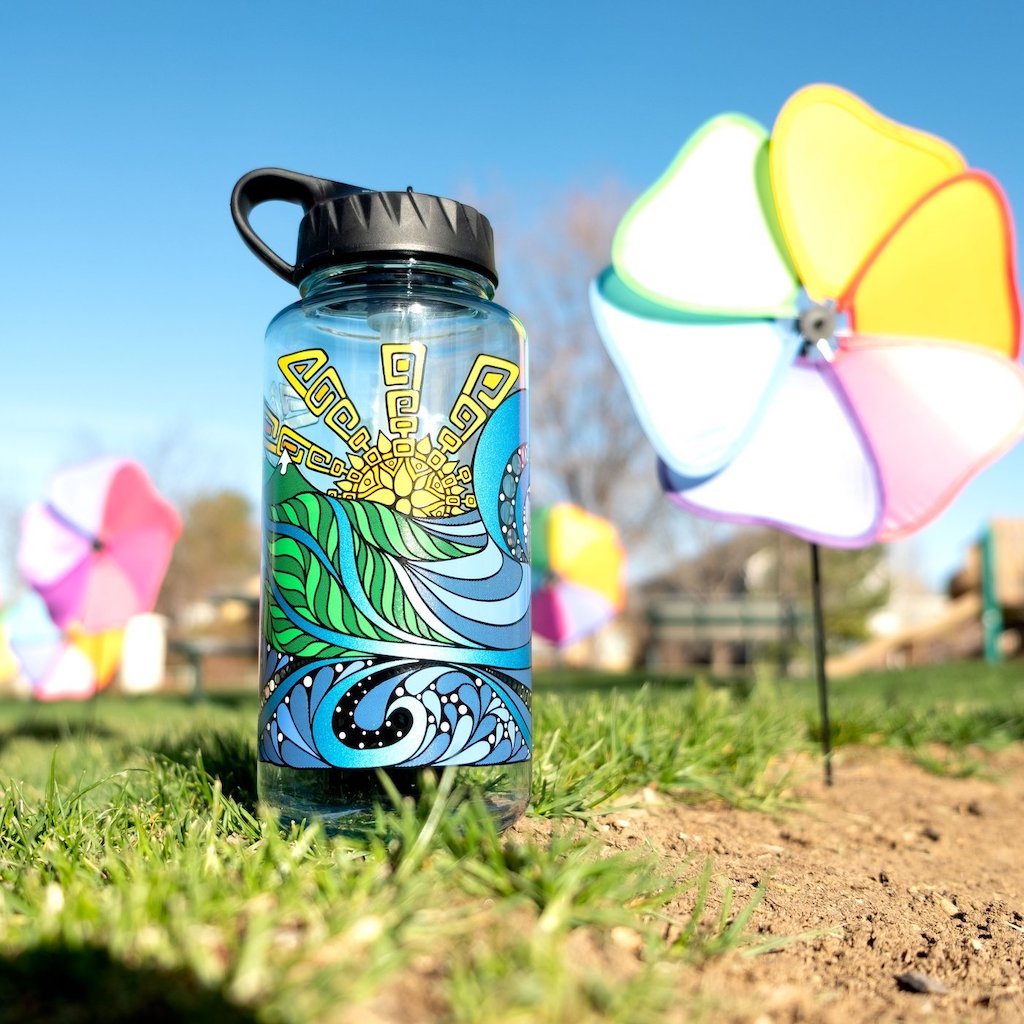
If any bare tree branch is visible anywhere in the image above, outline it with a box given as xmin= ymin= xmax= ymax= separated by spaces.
xmin=491 ymin=182 xmax=708 ymax=576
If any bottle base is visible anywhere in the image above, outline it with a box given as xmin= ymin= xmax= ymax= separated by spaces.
xmin=258 ymin=761 xmax=531 ymax=836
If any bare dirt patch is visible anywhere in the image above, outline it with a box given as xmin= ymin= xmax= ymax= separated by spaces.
xmin=585 ymin=747 xmax=1024 ymax=1023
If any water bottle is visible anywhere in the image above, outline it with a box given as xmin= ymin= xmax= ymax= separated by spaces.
xmin=230 ymin=169 xmax=531 ymax=832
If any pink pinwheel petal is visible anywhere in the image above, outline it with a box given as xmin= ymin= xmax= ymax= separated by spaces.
xmin=19 ymin=458 xmax=182 ymax=632
xmin=662 ymin=360 xmax=884 ymax=547
xmin=531 ymin=586 xmax=568 ymax=643
xmin=832 ymin=335 xmax=1024 ymax=541
xmin=105 ymin=525 xmax=177 ymax=609
xmin=31 ymin=561 xmax=91 ymax=631
xmin=533 ymin=581 xmax=616 ymax=647
xmin=42 ymin=553 xmax=140 ymax=632
xmin=101 ymin=461 xmax=183 ymax=537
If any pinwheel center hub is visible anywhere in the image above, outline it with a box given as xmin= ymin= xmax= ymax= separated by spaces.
xmin=798 ymin=301 xmax=840 ymax=361
xmin=798 ymin=303 xmax=836 ymax=345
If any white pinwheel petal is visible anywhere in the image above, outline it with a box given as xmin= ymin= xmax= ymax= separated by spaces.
xmin=612 ymin=114 xmax=799 ymax=316
xmin=662 ymin=360 xmax=884 ymax=546
xmin=591 ymin=268 xmax=801 ymax=479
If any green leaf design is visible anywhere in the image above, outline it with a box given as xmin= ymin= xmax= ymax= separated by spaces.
xmin=339 ymin=498 xmax=476 ymax=561
xmin=265 ymin=599 xmax=345 ymax=659
xmin=351 ymin=528 xmax=453 ymax=644
xmin=269 ymin=532 xmax=395 ymax=642
xmin=271 ymin=492 xmax=339 ymax=563
xmin=266 ymin=493 xmax=470 ymax=650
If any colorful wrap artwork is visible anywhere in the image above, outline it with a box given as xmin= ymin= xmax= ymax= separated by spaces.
xmin=258 ymin=344 xmax=531 ymax=770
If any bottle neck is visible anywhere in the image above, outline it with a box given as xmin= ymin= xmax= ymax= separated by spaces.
xmin=298 ymin=260 xmax=496 ymax=301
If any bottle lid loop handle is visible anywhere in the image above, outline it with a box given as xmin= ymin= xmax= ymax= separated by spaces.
xmin=230 ymin=168 xmax=368 ymax=283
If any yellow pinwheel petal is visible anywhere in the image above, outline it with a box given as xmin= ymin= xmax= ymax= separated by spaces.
xmin=770 ymin=84 xmax=965 ymax=301
xmin=846 ymin=172 xmax=1020 ymax=356
xmin=69 ymin=626 xmax=124 ymax=688
xmin=547 ymin=504 xmax=625 ymax=608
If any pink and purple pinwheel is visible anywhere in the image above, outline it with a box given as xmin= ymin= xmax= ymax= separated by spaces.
xmin=17 ymin=457 xmax=182 ymax=633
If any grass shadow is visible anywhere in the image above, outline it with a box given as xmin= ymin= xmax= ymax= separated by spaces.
xmin=0 ymin=943 xmax=259 ymax=1024
xmin=0 ymin=718 xmax=121 ymax=756
xmin=165 ymin=692 xmax=256 ymax=711
xmin=150 ymin=731 xmax=258 ymax=810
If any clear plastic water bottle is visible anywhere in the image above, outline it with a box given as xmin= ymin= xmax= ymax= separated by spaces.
xmin=231 ymin=169 xmax=531 ymax=832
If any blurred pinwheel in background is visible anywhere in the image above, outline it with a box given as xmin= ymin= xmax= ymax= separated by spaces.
xmin=5 ymin=591 xmax=123 ymax=701
xmin=18 ymin=458 xmax=182 ymax=634
xmin=13 ymin=457 xmax=181 ymax=700
xmin=532 ymin=504 xmax=627 ymax=648
xmin=590 ymin=84 xmax=1024 ymax=547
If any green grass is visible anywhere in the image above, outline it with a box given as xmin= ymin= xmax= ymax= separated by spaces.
xmin=801 ymin=661 xmax=1024 ymax=774
xmin=0 ymin=661 xmax=1021 ymax=1022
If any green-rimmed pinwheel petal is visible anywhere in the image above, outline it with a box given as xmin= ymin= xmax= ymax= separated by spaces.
xmin=591 ymin=267 xmax=802 ymax=479
xmin=612 ymin=114 xmax=800 ymax=317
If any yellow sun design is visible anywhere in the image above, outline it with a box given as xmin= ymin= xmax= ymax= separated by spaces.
xmin=333 ymin=432 xmax=476 ymax=518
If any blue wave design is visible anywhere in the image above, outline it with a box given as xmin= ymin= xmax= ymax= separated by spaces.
xmin=259 ymin=657 xmax=531 ymax=769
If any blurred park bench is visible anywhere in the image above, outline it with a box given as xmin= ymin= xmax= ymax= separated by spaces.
xmin=645 ymin=596 xmax=800 ymax=674
xmin=167 ymin=636 xmax=256 ymax=698
xmin=166 ymin=593 xmax=259 ymax=697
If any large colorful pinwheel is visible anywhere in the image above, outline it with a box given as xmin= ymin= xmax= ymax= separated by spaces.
xmin=591 ymin=84 xmax=1024 ymax=547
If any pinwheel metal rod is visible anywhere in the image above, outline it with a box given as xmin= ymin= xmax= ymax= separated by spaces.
xmin=809 ymin=542 xmax=834 ymax=786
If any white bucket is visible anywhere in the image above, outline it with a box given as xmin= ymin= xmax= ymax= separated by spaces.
xmin=119 ymin=614 xmax=169 ymax=693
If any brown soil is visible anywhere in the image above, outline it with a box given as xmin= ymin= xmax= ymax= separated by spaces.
xmin=570 ymin=746 xmax=1024 ymax=1023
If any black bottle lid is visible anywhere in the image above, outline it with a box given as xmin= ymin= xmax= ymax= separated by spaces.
xmin=231 ymin=168 xmax=498 ymax=286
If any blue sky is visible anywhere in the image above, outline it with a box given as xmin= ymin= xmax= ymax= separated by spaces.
xmin=2 ymin=0 xmax=1023 ymax=591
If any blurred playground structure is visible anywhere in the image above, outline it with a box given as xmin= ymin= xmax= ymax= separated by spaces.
xmin=828 ymin=519 xmax=1024 ymax=676
xmin=643 ymin=520 xmax=1024 ymax=679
